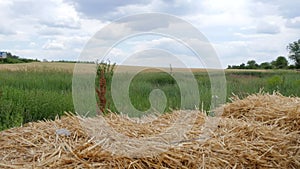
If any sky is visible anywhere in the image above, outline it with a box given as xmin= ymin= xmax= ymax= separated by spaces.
xmin=0 ymin=0 xmax=299 ymax=68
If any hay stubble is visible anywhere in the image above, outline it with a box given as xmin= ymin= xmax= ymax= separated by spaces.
xmin=0 ymin=93 xmax=299 ymax=168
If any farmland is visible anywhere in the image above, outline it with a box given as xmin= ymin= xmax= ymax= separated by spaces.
xmin=0 ymin=62 xmax=300 ymax=130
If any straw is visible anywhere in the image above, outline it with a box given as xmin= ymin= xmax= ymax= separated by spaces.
xmin=0 ymin=93 xmax=299 ymax=168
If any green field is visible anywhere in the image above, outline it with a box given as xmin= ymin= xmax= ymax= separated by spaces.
xmin=0 ymin=63 xmax=300 ymax=130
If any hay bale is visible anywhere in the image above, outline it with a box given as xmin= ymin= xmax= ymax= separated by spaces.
xmin=0 ymin=93 xmax=299 ymax=168
xmin=220 ymin=92 xmax=300 ymax=131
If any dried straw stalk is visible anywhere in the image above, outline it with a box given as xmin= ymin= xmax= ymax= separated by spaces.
xmin=0 ymin=93 xmax=299 ymax=168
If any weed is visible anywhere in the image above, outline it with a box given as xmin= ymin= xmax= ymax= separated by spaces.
xmin=95 ymin=60 xmax=115 ymax=114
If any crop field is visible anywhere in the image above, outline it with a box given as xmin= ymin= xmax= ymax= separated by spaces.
xmin=0 ymin=64 xmax=74 ymax=130
xmin=0 ymin=62 xmax=300 ymax=130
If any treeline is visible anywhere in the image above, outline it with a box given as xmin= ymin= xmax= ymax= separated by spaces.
xmin=227 ymin=56 xmax=295 ymax=69
xmin=54 ymin=60 xmax=95 ymax=64
xmin=0 ymin=52 xmax=39 ymax=64
xmin=228 ymin=39 xmax=300 ymax=69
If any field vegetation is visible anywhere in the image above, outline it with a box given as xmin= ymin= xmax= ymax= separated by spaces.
xmin=0 ymin=62 xmax=299 ymax=130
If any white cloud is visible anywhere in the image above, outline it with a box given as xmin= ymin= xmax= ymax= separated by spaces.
xmin=286 ymin=17 xmax=300 ymax=28
xmin=29 ymin=42 xmax=36 ymax=47
xmin=0 ymin=0 xmax=299 ymax=68
xmin=42 ymin=40 xmax=65 ymax=50
xmin=256 ymin=21 xmax=280 ymax=34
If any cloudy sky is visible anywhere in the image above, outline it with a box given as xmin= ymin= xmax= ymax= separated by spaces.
xmin=0 ymin=0 xmax=299 ymax=68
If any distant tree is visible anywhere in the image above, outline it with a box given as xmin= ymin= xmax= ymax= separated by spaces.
xmin=0 ymin=52 xmax=39 ymax=64
xmin=287 ymin=39 xmax=300 ymax=68
xmin=6 ymin=52 xmax=13 ymax=58
xmin=260 ymin=62 xmax=272 ymax=69
xmin=288 ymin=65 xmax=296 ymax=69
xmin=273 ymin=56 xmax=288 ymax=69
xmin=230 ymin=65 xmax=240 ymax=69
xmin=271 ymin=60 xmax=276 ymax=68
xmin=227 ymin=57 xmax=289 ymax=70
xmin=246 ymin=60 xmax=258 ymax=69
xmin=239 ymin=63 xmax=246 ymax=69
xmin=5 ymin=52 xmax=20 ymax=59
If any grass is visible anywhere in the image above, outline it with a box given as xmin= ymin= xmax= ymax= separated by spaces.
xmin=0 ymin=62 xmax=300 ymax=130
xmin=226 ymin=70 xmax=300 ymax=98
xmin=0 ymin=67 xmax=74 ymax=130
xmin=100 ymin=69 xmax=300 ymax=117
xmin=128 ymin=71 xmax=181 ymax=112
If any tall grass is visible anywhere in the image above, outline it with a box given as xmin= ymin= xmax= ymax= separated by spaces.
xmin=0 ymin=65 xmax=299 ymax=131
xmin=128 ymin=71 xmax=181 ymax=112
xmin=226 ymin=70 xmax=300 ymax=98
xmin=103 ymin=70 xmax=300 ymax=114
xmin=0 ymin=69 xmax=73 ymax=130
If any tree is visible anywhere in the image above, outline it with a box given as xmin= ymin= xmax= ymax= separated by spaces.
xmin=271 ymin=60 xmax=276 ymax=68
xmin=246 ymin=60 xmax=258 ymax=69
xmin=287 ymin=39 xmax=300 ymax=68
xmin=260 ymin=62 xmax=272 ymax=69
xmin=273 ymin=56 xmax=288 ymax=69
xmin=239 ymin=63 xmax=246 ymax=69
xmin=6 ymin=52 xmax=12 ymax=58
